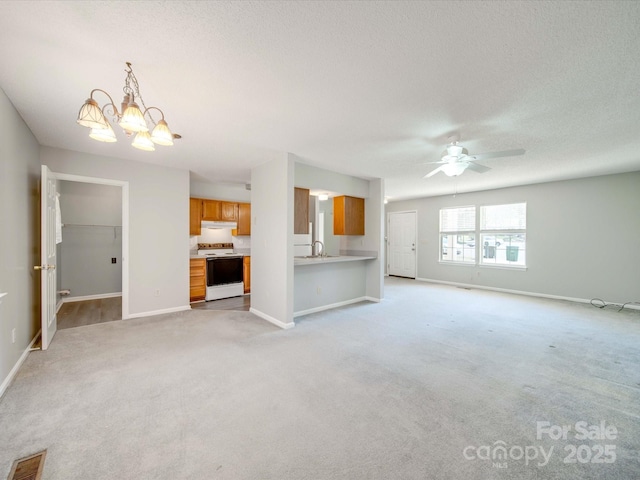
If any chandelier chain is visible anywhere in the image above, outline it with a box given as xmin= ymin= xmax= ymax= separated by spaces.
xmin=123 ymin=63 xmax=157 ymax=127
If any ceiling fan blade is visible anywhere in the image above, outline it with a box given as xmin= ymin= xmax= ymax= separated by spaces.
xmin=424 ymin=165 xmax=445 ymax=178
xmin=465 ymin=162 xmax=491 ymax=174
xmin=470 ymin=148 xmax=525 ymax=162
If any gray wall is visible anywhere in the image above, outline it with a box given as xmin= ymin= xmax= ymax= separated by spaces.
xmin=0 ymin=88 xmax=41 ymax=393
xmin=59 ymin=181 xmax=122 ymax=298
xmin=250 ymin=153 xmax=294 ymax=328
xmin=385 ymin=172 xmax=640 ymax=304
xmin=41 ymin=146 xmax=190 ymax=317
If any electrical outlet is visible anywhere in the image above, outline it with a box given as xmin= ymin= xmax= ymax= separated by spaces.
xmin=316 ymin=287 xmax=322 ymax=295
xmin=111 ymin=257 xmax=117 ymax=264
xmin=154 ymin=289 xmax=160 ymax=297
xmin=11 ymin=328 xmax=16 ymax=344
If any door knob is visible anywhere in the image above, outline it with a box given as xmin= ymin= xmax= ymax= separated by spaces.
xmin=34 ymin=265 xmax=55 ymax=270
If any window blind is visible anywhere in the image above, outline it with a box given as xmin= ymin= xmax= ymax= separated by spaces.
xmin=480 ymin=203 xmax=526 ymax=230
xmin=439 ymin=206 xmax=476 ymax=232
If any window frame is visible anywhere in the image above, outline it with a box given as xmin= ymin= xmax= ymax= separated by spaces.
xmin=439 ymin=202 xmax=527 ymax=269
xmin=439 ymin=205 xmax=476 ymax=265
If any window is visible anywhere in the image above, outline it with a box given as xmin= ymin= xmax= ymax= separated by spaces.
xmin=439 ymin=203 xmax=527 ymax=268
xmin=439 ymin=206 xmax=476 ymax=263
xmin=479 ymin=203 xmax=526 ymax=267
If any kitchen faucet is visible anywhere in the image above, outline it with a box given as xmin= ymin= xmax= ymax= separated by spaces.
xmin=312 ymin=240 xmax=325 ymax=257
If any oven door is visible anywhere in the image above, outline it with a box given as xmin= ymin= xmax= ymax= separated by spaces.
xmin=206 ymin=257 xmax=243 ymax=286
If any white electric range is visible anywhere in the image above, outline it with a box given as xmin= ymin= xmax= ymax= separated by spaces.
xmin=197 ymin=243 xmax=244 ymax=300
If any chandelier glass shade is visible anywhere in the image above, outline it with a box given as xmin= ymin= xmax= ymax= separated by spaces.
xmin=76 ymin=62 xmax=176 ymax=151
xmin=89 ymin=123 xmax=117 ymax=143
xmin=131 ymin=131 xmax=156 ymax=151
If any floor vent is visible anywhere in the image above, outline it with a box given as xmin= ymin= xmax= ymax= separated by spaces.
xmin=7 ymin=450 xmax=46 ymax=480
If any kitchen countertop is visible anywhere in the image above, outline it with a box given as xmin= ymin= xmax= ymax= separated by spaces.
xmin=294 ymin=255 xmax=376 ymax=266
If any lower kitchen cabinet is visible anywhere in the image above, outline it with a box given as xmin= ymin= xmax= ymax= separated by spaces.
xmin=243 ymin=256 xmax=251 ymax=294
xmin=190 ymin=258 xmax=206 ymax=302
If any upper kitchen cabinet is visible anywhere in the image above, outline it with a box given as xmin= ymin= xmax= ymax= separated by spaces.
xmin=220 ymin=201 xmax=238 ymax=221
xmin=334 ymin=195 xmax=365 ymax=235
xmin=190 ymin=198 xmax=202 ymax=235
xmin=201 ymin=200 xmax=238 ymax=222
xmin=201 ymin=199 xmax=221 ymax=221
xmin=234 ymin=203 xmax=251 ymax=235
xmin=294 ymin=187 xmax=310 ymax=234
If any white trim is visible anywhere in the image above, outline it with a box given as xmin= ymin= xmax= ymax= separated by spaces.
xmin=62 ymin=292 xmax=122 ymax=303
xmin=126 ymin=305 xmax=191 ymax=319
xmin=415 ymin=277 xmax=640 ymax=310
xmin=56 ymin=298 xmax=64 ymax=313
xmin=0 ymin=330 xmax=40 ymax=399
xmin=249 ymin=307 xmax=295 ymax=329
xmin=293 ymin=296 xmax=372 ymax=317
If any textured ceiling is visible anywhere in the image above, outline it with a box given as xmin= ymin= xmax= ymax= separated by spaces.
xmin=1 ymin=1 xmax=639 ymax=200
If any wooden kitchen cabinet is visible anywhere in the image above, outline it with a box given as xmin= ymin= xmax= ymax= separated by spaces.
xmin=334 ymin=195 xmax=365 ymax=235
xmin=294 ymin=187 xmax=310 ymax=234
xmin=243 ymin=256 xmax=251 ymax=294
xmin=202 ymin=199 xmax=238 ymax=221
xmin=201 ymin=199 xmax=221 ymax=221
xmin=233 ymin=203 xmax=251 ymax=235
xmin=220 ymin=201 xmax=238 ymax=221
xmin=190 ymin=258 xmax=206 ymax=302
xmin=190 ymin=198 xmax=202 ymax=235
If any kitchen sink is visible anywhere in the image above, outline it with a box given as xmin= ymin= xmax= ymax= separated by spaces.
xmin=295 ymin=255 xmax=339 ymax=259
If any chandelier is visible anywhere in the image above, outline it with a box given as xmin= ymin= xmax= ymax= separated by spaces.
xmin=76 ymin=62 xmax=179 ymax=151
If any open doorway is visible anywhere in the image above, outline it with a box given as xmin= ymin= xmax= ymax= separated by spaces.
xmin=40 ymin=168 xmax=129 ymax=348
xmin=56 ymin=180 xmax=123 ymax=329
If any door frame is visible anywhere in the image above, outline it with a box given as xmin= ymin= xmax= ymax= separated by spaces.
xmin=386 ymin=210 xmax=417 ymax=278
xmin=48 ymin=170 xmax=130 ymax=320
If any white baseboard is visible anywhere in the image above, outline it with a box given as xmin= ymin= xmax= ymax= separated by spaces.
xmin=293 ymin=296 xmax=373 ymax=318
xmin=415 ymin=277 xmax=640 ymax=311
xmin=0 ymin=329 xmax=41 ymax=399
xmin=62 ymin=292 xmax=122 ymax=303
xmin=249 ymin=308 xmax=295 ymax=329
xmin=125 ymin=305 xmax=191 ymax=319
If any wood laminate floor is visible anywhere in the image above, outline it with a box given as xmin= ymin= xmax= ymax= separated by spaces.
xmin=57 ymin=297 xmax=122 ymax=330
xmin=57 ymin=294 xmax=249 ymax=331
xmin=190 ymin=294 xmax=250 ymax=312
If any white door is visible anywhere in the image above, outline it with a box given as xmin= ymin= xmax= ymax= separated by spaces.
xmin=388 ymin=211 xmax=416 ymax=278
xmin=37 ymin=165 xmax=58 ymax=349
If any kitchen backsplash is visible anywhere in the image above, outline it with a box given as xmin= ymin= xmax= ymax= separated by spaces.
xmin=189 ymin=228 xmax=251 ymax=253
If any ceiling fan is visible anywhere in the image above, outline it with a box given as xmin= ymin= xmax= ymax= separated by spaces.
xmin=424 ymin=137 xmax=525 ymax=178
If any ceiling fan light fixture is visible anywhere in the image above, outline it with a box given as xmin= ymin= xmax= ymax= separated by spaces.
xmin=131 ymin=131 xmax=155 ymax=151
xmin=442 ymin=162 xmax=468 ymax=177
xmin=318 ymin=193 xmax=329 ymax=201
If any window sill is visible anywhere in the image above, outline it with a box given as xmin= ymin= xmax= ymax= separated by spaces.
xmin=480 ymin=264 xmax=528 ymax=271
xmin=439 ymin=261 xmax=475 ymax=267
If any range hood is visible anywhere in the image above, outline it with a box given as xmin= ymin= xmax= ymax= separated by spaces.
xmin=201 ymin=220 xmax=237 ymax=229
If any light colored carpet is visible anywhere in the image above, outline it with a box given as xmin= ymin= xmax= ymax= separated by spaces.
xmin=0 ymin=277 xmax=639 ymax=479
